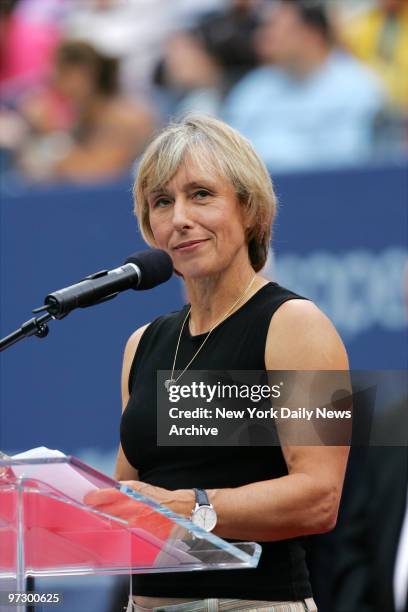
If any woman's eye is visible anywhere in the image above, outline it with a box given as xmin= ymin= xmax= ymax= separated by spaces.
xmin=153 ymin=197 xmax=171 ymax=208
xmin=193 ymin=190 xmax=210 ymax=200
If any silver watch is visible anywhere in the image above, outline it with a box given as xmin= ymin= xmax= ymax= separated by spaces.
xmin=190 ymin=488 xmax=217 ymax=532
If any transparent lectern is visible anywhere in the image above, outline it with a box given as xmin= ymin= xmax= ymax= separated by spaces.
xmin=0 ymin=455 xmax=261 ymax=609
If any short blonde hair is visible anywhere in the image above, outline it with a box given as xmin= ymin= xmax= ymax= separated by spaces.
xmin=133 ymin=114 xmax=277 ymax=272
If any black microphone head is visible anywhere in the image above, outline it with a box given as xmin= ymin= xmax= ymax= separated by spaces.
xmin=125 ymin=249 xmax=173 ymax=290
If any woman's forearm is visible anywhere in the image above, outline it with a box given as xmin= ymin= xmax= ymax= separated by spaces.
xmin=203 ymin=473 xmax=340 ymax=542
xmin=113 ymin=459 xmax=344 ymax=542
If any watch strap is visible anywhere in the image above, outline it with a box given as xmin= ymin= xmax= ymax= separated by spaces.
xmin=193 ymin=487 xmax=210 ymax=507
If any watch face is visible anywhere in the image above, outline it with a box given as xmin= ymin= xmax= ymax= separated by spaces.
xmin=192 ymin=506 xmax=217 ymax=532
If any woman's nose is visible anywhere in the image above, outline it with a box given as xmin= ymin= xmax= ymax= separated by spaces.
xmin=172 ymin=198 xmax=193 ymax=230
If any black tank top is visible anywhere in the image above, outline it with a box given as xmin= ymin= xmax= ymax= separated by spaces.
xmin=121 ymin=282 xmax=313 ymax=600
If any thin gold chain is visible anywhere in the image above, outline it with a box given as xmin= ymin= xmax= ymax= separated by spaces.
xmin=167 ymin=275 xmax=257 ymax=388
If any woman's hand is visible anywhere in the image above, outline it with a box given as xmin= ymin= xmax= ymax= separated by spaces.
xmin=84 ymin=482 xmax=195 ymax=523
xmin=120 ymin=480 xmax=195 ymax=518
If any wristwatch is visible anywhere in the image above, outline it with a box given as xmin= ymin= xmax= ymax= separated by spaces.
xmin=190 ymin=488 xmax=217 ymax=532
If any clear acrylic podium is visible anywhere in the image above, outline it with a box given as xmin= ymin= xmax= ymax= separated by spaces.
xmin=0 ymin=455 xmax=261 ymax=609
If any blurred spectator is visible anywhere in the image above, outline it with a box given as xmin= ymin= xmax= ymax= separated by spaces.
xmin=63 ymin=0 xmax=224 ymax=97
xmin=153 ymin=29 xmax=225 ymax=119
xmin=341 ymin=0 xmax=408 ymax=110
xmin=194 ymin=0 xmax=261 ymax=86
xmin=153 ymin=0 xmax=261 ymax=122
xmin=16 ymin=40 xmax=155 ymax=182
xmin=223 ymin=0 xmax=386 ymax=171
xmin=0 ymin=0 xmax=62 ymax=102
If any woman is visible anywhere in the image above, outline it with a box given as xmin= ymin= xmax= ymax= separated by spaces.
xmin=88 ymin=115 xmax=349 ymax=611
xmin=17 ymin=40 xmax=154 ymax=182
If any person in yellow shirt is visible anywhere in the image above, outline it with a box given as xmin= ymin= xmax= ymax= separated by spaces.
xmin=342 ymin=0 xmax=408 ymax=109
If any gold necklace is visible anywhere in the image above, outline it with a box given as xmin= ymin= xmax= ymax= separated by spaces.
xmin=164 ymin=275 xmax=257 ymax=391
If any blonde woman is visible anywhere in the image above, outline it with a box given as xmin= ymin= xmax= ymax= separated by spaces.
xmin=89 ymin=115 xmax=349 ymax=611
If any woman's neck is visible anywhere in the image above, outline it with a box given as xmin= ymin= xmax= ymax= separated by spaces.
xmin=184 ymin=265 xmax=267 ymax=335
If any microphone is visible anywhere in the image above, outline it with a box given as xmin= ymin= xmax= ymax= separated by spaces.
xmin=37 ymin=249 xmax=173 ymax=319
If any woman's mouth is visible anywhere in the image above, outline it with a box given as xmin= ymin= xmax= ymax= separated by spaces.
xmin=174 ymin=239 xmax=208 ymax=252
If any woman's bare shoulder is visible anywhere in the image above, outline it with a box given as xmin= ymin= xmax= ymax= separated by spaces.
xmin=121 ymin=323 xmax=151 ymax=408
xmin=124 ymin=323 xmax=151 ymax=358
xmin=265 ymin=299 xmax=349 ymax=370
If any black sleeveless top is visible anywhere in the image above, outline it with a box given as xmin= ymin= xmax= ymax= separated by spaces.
xmin=121 ymin=282 xmax=313 ymax=600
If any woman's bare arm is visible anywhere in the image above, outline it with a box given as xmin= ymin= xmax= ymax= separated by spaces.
xmin=206 ymin=299 xmax=350 ymax=541
xmin=113 ymin=324 xmax=150 ymax=482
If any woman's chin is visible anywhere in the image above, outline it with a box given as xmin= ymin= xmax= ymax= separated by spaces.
xmin=179 ymin=266 xmax=215 ymax=280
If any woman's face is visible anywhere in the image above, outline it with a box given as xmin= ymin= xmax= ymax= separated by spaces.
xmin=53 ymin=64 xmax=95 ymax=104
xmin=146 ymin=157 xmax=249 ymax=279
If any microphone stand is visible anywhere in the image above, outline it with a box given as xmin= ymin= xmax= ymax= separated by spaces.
xmin=0 ymin=312 xmax=52 ymax=352
xmin=0 ymin=291 xmax=118 ymax=353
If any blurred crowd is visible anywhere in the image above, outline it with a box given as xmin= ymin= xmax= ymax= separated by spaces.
xmin=0 ymin=0 xmax=407 ymax=182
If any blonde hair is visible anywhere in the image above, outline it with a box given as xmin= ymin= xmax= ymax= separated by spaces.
xmin=133 ymin=114 xmax=277 ymax=272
